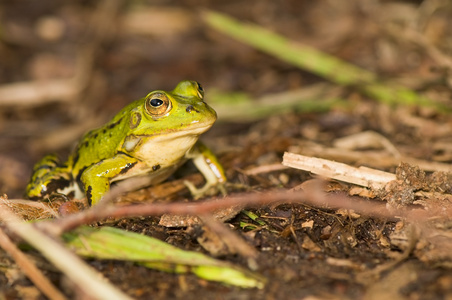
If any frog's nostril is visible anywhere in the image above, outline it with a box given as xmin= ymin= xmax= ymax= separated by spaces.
xmin=186 ymin=105 xmax=195 ymax=113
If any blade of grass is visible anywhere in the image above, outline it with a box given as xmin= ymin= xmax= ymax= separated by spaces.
xmin=202 ymin=10 xmax=450 ymax=112
xmin=241 ymin=210 xmax=266 ymax=226
xmin=0 ymin=203 xmax=132 ymax=300
xmin=209 ymin=84 xmax=351 ymax=121
xmin=214 ymin=95 xmax=346 ymax=120
xmin=63 ymin=226 xmax=266 ymax=288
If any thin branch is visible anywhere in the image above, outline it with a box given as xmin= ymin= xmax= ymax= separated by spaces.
xmin=0 ymin=79 xmax=81 ymax=106
xmin=40 ymin=187 xmax=432 ymax=237
xmin=199 ymin=214 xmax=258 ymax=259
xmin=0 ymin=228 xmax=67 ymax=300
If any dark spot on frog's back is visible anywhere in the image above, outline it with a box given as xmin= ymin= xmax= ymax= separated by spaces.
xmin=120 ymin=162 xmax=137 ymax=174
xmin=86 ymin=185 xmax=93 ymax=206
xmin=72 ymin=152 xmax=80 ymax=167
xmin=75 ymin=166 xmax=88 ymax=184
xmin=106 ymin=117 xmax=123 ymax=130
xmin=152 ymin=164 xmax=160 ymax=171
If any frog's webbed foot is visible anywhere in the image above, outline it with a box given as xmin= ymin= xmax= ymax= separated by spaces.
xmin=184 ymin=180 xmax=227 ymax=200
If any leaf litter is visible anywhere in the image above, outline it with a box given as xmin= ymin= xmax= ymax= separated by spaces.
xmin=1 ymin=0 xmax=452 ymax=299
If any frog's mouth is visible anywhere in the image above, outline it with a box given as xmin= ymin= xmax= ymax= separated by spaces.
xmin=136 ymin=121 xmax=213 ymax=141
xmin=168 ymin=121 xmax=214 ymax=137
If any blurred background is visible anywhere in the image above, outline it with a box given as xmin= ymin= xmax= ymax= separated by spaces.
xmin=1 ymin=0 xmax=451 ymax=198
xmin=3 ymin=1 xmax=452 ymax=299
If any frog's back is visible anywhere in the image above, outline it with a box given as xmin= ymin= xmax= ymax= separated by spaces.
xmin=70 ymin=101 xmax=139 ymax=181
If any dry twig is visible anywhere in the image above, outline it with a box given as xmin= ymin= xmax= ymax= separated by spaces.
xmin=282 ymin=152 xmax=396 ymax=189
xmin=0 ymin=228 xmax=67 ymax=300
xmin=28 ymin=187 xmax=434 ymax=237
xmin=289 ymin=144 xmax=452 ymax=172
xmin=199 ymin=214 xmax=258 ymax=259
xmin=0 ymin=199 xmax=132 ymax=300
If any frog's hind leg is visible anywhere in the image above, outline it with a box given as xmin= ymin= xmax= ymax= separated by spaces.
xmin=26 ymin=154 xmax=73 ymax=199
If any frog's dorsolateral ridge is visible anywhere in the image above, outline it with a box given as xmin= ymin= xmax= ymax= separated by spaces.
xmin=26 ymin=81 xmax=226 ymax=205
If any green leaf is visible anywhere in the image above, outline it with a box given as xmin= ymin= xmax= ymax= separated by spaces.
xmin=63 ymin=226 xmax=265 ymax=288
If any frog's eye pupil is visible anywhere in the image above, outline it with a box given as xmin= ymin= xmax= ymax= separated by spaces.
xmin=195 ymin=82 xmax=204 ymax=99
xmin=150 ymin=98 xmax=163 ymax=107
xmin=197 ymin=82 xmax=203 ymax=92
xmin=145 ymin=94 xmax=171 ymax=117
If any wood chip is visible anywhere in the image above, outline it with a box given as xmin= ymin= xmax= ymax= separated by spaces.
xmin=282 ymin=152 xmax=396 ymax=190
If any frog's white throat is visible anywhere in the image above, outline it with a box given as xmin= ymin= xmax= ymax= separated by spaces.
xmin=128 ymin=127 xmax=208 ymax=169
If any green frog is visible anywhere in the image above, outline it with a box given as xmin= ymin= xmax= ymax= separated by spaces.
xmin=26 ymin=80 xmax=226 ymax=205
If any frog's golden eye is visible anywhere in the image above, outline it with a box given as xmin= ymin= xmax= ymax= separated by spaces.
xmin=196 ymin=82 xmax=204 ymax=99
xmin=145 ymin=93 xmax=171 ymax=117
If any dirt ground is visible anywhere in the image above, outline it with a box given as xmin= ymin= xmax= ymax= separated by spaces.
xmin=1 ymin=0 xmax=452 ymax=299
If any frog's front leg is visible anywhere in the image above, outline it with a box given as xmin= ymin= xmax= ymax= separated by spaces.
xmin=185 ymin=142 xmax=227 ymax=199
xmin=79 ymin=154 xmax=139 ymax=205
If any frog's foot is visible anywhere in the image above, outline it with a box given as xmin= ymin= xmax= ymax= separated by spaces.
xmin=184 ymin=180 xmax=227 ymax=200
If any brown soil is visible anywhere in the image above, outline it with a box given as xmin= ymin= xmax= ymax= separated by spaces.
xmin=1 ymin=0 xmax=452 ymax=299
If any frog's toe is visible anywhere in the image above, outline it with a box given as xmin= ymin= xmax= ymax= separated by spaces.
xmin=184 ymin=180 xmax=226 ymax=200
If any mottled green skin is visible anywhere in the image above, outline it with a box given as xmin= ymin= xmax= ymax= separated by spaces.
xmin=27 ymin=81 xmax=226 ymax=205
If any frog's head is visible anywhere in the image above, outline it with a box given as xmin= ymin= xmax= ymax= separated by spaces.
xmin=128 ymin=80 xmax=217 ymax=140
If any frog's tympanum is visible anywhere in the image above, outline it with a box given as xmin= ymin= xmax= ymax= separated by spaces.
xmin=26 ymin=81 xmax=226 ymax=205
